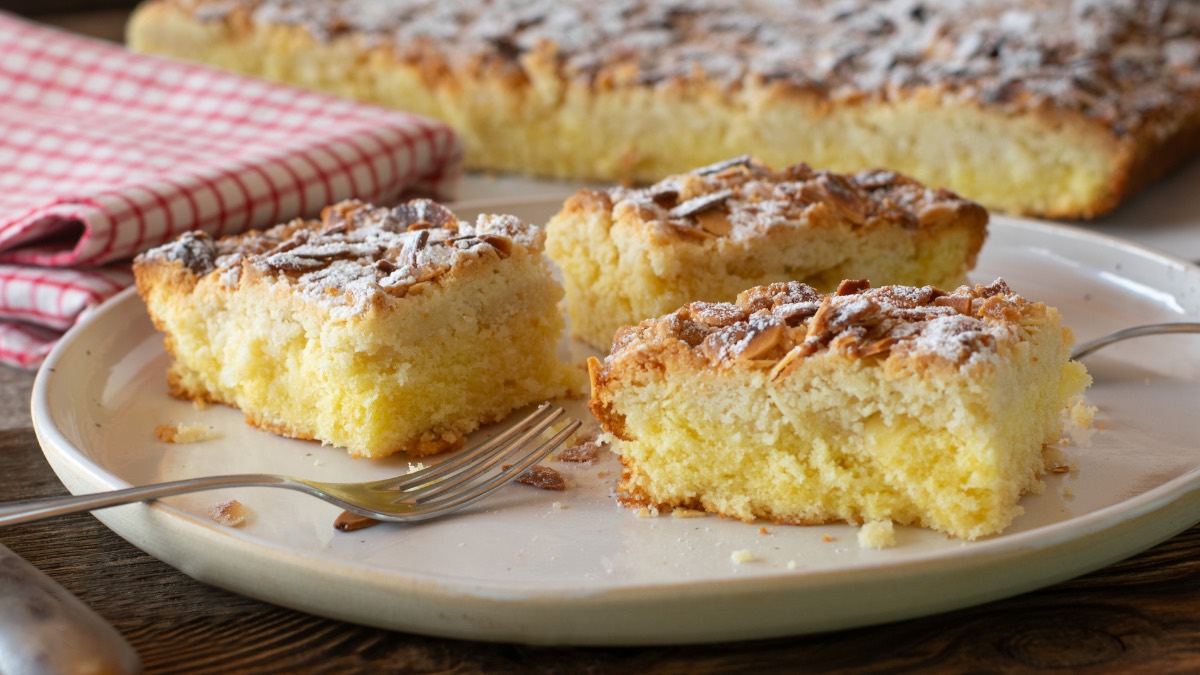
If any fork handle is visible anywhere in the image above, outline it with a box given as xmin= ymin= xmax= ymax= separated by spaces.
xmin=0 ymin=474 xmax=287 ymax=527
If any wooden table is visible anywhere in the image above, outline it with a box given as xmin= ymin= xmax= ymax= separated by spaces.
xmin=3 ymin=8 xmax=1198 ymax=674
xmin=0 ymin=359 xmax=1197 ymax=672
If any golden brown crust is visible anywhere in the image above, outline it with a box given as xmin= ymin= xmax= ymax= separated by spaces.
xmin=600 ymin=157 xmax=988 ymax=252
xmin=590 ymin=278 xmax=1045 ymax=408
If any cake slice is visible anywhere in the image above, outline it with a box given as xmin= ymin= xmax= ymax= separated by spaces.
xmin=546 ymin=156 xmax=988 ymax=350
xmin=588 ymin=278 xmax=1091 ymax=539
xmin=134 ymin=199 xmax=579 ymax=459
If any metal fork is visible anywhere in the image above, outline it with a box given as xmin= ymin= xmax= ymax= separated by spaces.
xmin=1 ymin=403 xmax=579 ymax=527
xmin=1071 ymin=322 xmax=1200 ymax=360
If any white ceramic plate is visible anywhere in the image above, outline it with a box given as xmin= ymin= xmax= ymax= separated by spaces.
xmin=32 ymin=208 xmax=1200 ymax=646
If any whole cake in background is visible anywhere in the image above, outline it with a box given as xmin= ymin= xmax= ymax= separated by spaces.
xmin=588 ymin=278 xmax=1092 ymax=540
xmin=134 ymin=199 xmax=580 ymax=459
xmin=546 ymin=156 xmax=988 ymax=351
xmin=127 ymin=0 xmax=1200 ymax=218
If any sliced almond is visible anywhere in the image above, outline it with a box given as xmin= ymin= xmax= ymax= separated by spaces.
xmin=836 ymin=279 xmax=871 ymax=296
xmin=696 ymin=209 xmax=733 ymax=236
xmin=736 ymin=323 xmax=785 ymax=360
xmin=933 ymin=294 xmax=972 ymax=315
xmin=769 ymin=345 xmax=806 ymax=381
xmin=477 ymin=233 xmax=514 ymax=257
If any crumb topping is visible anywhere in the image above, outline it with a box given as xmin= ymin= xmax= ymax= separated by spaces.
xmin=139 ymin=199 xmax=541 ymax=319
xmin=604 ymin=157 xmax=985 ymax=242
xmin=184 ymin=0 xmax=1200 ymax=134
xmin=608 ymin=278 xmax=1041 ymax=372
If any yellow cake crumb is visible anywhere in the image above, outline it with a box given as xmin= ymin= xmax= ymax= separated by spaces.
xmin=1069 ymin=397 xmax=1096 ymax=428
xmin=857 ymin=520 xmax=897 ymax=549
xmin=154 ymin=422 xmax=218 ymax=444
xmin=730 ymin=549 xmax=758 ymax=564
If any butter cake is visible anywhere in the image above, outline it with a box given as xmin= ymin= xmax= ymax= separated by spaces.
xmin=134 ymin=199 xmax=578 ymax=459
xmin=126 ymin=0 xmax=1200 ymax=218
xmin=588 ymin=279 xmax=1091 ymax=539
xmin=546 ymin=157 xmax=987 ymax=351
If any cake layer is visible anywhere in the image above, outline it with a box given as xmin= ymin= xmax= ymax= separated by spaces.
xmin=589 ymin=279 xmax=1091 ymax=539
xmin=546 ymin=157 xmax=987 ymax=350
xmin=134 ymin=199 xmax=579 ymax=458
xmin=127 ymin=0 xmax=1200 ymax=218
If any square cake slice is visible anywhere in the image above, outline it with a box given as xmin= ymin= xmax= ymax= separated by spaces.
xmin=545 ymin=156 xmax=988 ymax=351
xmin=588 ymin=279 xmax=1091 ymax=539
xmin=134 ymin=199 xmax=580 ymax=459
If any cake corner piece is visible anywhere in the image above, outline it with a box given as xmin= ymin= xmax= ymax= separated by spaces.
xmin=134 ymin=198 xmax=582 ymax=459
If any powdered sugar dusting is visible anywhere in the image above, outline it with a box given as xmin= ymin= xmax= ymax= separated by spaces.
xmin=145 ymin=199 xmax=539 ymax=320
xmin=609 ymin=158 xmax=976 ymax=242
xmin=190 ymin=0 xmax=1200 ymax=131
xmin=623 ymin=279 xmax=1033 ymax=369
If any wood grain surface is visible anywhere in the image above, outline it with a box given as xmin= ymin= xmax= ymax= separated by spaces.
xmin=1 ymin=424 xmax=1198 ymax=673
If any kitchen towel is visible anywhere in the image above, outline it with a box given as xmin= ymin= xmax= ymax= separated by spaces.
xmin=0 ymin=13 xmax=462 ymax=368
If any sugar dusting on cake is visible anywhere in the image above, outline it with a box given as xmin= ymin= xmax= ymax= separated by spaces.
xmin=607 ymin=157 xmax=981 ymax=242
xmin=139 ymin=199 xmax=541 ymax=320
xmin=187 ymin=0 xmax=1200 ymax=131
xmin=617 ymin=278 xmax=1038 ymax=369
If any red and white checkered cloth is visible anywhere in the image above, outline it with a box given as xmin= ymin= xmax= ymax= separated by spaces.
xmin=0 ymin=13 xmax=463 ymax=368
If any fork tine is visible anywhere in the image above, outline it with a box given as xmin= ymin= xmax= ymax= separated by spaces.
xmin=399 ymin=419 xmax=581 ymax=521
xmin=398 ymin=408 xmax=568 ymax=500
xmin=370 ymin=403 xmax=561 ymax=491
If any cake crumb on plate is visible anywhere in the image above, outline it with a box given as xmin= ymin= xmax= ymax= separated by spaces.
xmin=857 ymin=520 xmax=896 ymax=549
xmin=209 ymin=499 xmax=247 ymax=527
xmin=155 ymin=422 xmax=218 ymax=444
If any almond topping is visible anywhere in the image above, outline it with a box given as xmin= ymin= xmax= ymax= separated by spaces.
xmin=769 ymin=346 xmax=806 ymax=381
xmin=477 ymin=233 xmax=514 ymax=257
xmin=692 ymin=154 xmax=753 ymax=176
xmin=859 ymin=337 xmax=898 ymax=358
xmin=819 ymin=174 xmax=868 ymax=226
xmin=651 ymin=189 xmax=680 ymax=209
xmin=669 ymin=189 xmax=733 ymax=218
xmin=736 ymin=322 xmax=785 ymax=360
xmin=506 ymin=465 xmax=566 ymax=491
xmin=933 ymin=294 xmax=972 ymax=315
xmin=558 ymin=439 xmax=603 ymax=462
xmin=666 ymin=221 xmax=716 ymax=240
xmin=687 ymin=302 xmax=748 ymax=327
xmin=696 ymin=209 xmax=733 ymax=236
xmin=334 ymin=510 xmax=380 ymax=532
xmin=836 ymin=279 xmax=871 ymax=296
